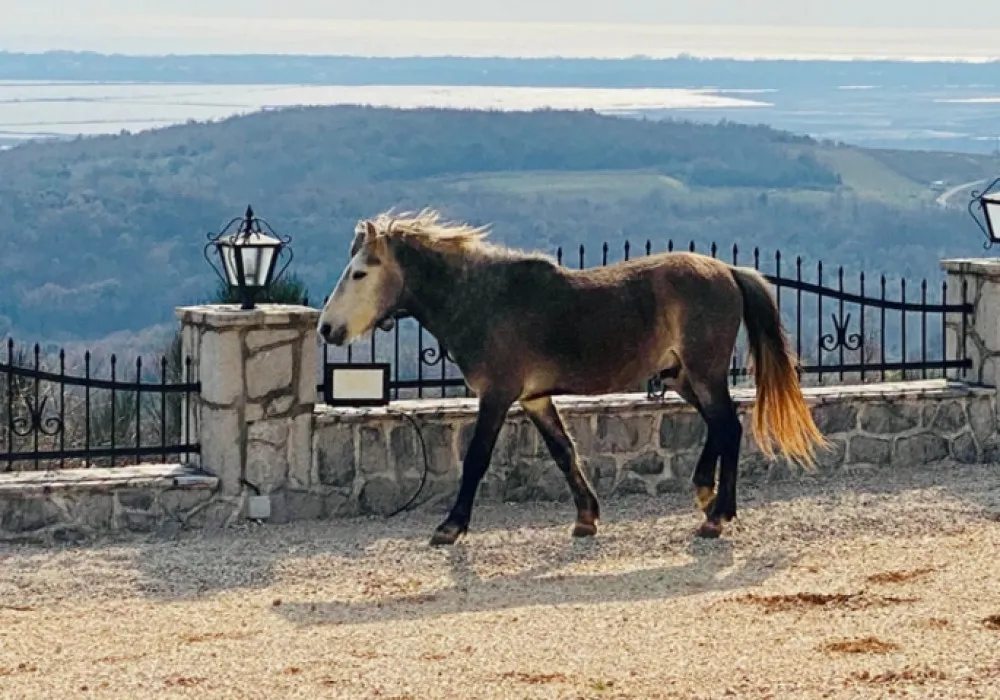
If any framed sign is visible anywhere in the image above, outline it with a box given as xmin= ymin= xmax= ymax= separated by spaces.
xmin=323 ymin=363 xmax=391 ymax=407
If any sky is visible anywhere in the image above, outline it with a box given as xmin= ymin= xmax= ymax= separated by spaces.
xmin=3 ymin=1 xmax=1000 ymax=60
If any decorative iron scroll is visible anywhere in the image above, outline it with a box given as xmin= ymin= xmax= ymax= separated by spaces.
xmin=820 ymin=312 xmax=863 ymax=353
xmin=9 ymin=393 xmax=62 ymax=438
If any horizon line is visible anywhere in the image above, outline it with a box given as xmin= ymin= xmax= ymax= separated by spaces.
xmin=3 ymin=49 xmax=1000 ymax=66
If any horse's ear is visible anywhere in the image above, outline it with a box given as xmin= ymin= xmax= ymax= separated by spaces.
xmin=364 ymin=220 xmax=378 ymax=242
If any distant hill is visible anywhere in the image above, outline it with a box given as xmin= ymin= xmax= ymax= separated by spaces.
xmin=0 ymin=105 xmax=991 ymax=342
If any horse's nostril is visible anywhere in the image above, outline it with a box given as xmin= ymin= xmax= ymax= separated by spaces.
xmin=319 ymin=323 xmax=332 ymax=339
xmin=330 ymin=326 xmax=347 ymax=346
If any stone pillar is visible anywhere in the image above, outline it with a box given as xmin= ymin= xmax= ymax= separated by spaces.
xmin=941 ymin=258 xmax=1000 ymax=388
xmin=176 ymin=304 xmax=319 ymax=523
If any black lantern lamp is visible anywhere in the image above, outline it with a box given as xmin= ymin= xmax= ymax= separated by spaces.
xmin=205 ymin=205 xmax=292 ymax=310
xmin=969 ymin=178 xmax=1000 ymax=248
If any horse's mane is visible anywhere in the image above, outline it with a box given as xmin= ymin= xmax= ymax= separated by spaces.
xmin=356 ymin=209 xmax=550 ymax=260
xmin=362 ymin=209 xmax=491 ymax=253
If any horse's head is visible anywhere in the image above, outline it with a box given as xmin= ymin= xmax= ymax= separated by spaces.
xmin=317 ymin=219 xmax=405 ymax=346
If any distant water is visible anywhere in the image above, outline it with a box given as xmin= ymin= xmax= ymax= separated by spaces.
xmin=0 ymin=81 xmax=770 ymax=142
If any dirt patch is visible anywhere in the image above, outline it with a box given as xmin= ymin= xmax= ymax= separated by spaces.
xmin=180 ymin=630 xmax=255 ymax=644
xmin=361 ymin=573 xmax=425 ymax=598
xmin=96 ymin=653 xmax=146 ymax=664
xmin=983 ymin=615 xmax=1000 ymax=630
xmin=918 ymin=617 xmax=951 ymax=629
xmin=163 ymin=675 xmax=207 ymax=688
xmin=0 ymin=662 xmax=37 ymax=677
xmin=499 ymin=671 xmax=571 ymax=685
xmin=866 ymin=567 xmax=935 ymax=584
xmin=822 ymin=637 xmax=900 ymax=654
xmin=850 ymin=666 xmax=947 ymax=684
xmin=729 ymin=591 xmax=917 ymax=613
xmin=348 ymin=649 xmax=383 ymax=660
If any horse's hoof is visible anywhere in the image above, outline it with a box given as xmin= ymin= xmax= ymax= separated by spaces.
xmin=694 ymin=486 xmax=717 ymax=513
xmin=695 ymin=519 xmax=724 ymax=539
xmin=572 ymin=521 xmax=597 ymax=538
xmin=429 ymin=523 xmax=466 ymax=546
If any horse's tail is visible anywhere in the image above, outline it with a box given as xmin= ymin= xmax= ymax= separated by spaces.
xmin=730 ymin=267 xmax=826 ymax=468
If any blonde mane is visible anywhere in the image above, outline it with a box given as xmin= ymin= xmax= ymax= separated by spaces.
xmin=362 ymin=209 xmax=491 ymax=252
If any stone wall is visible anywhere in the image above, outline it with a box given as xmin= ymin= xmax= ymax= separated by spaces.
xmin=177 ymin=304 xmax=318 ymax=524
xmin=2 ymin=380 xmax=995 ymax=539
xmin=0 ymin=465 xmax=217 ymax=543
xmin=943 ymin=258 xmax=1000 ymax=389
xmin=310 ymin=379 xmax=999 ymax=518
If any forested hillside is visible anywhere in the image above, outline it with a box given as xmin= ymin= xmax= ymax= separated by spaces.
xmin=0 ymin=106 xmax=991 ymax=341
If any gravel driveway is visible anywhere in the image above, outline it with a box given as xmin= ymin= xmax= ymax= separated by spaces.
xmin=1 ymin=464 xmax=998 ymax=699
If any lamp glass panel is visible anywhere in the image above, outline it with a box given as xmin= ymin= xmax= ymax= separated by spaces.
xmin=984 ymin=197 xmax=1000 ymax=239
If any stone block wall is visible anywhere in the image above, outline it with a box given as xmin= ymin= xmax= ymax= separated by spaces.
xmin=0 ymin=465 xmax=218 ymax=543
xmin=943 ymin=258 xmax=1000 ymax=389
xmin=3 ymin=381 xmax=995 ymax=540
xmin=177 ymin=304 xmax=318 ymax=523
xmin=311 ymin=380 xmax=999 ymax=517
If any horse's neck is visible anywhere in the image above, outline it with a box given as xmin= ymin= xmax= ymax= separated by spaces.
xmin=396 ymin=244 xmax=470 ymax=341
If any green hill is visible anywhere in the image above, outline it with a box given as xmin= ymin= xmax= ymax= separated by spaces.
xmin=0 ymin=106 xmax=992 ymax=341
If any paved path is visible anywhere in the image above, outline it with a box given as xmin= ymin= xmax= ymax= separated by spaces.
xmin=1 ymin=464 xmax=998 ymax=698
xmin=936 ymin=178 xmax=987 ymax=208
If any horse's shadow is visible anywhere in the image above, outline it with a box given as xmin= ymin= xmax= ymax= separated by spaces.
xmin=273 ymin=535 xmax=787 ymax=627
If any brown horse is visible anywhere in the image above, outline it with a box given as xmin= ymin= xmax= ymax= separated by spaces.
xmin=318 ymin=210 xmax=825 ymax=544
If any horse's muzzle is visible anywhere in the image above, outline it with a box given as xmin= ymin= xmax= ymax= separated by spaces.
xmin=319 ymin=323 xmax=347 ymax=346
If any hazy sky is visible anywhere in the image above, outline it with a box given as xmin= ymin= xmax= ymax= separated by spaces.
xmin=4 ymin=1 xmax=1000 ymax=59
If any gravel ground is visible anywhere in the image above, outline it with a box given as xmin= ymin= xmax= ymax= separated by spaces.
xmin=1 ymin=464 xmax=998 ymax=699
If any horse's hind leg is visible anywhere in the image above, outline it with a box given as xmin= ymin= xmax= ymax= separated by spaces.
xmin=522 ymin=397 xmax=600 ymax=537
xmin=674 ymin=380 xmax=720 ymax=514
xmin=689 ymin=380 xmax=742 ymax=538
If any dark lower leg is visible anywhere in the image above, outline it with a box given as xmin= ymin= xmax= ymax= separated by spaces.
xmin=691 ymin=436 xmax=719 ymax=513
xmin=699 ymin=406 xmax=742 ymax=538
xmin=676 ymin=380 xmax=718 ymax=513
xmin=523 ymin=397 xmax=600 ymax=536
xmin=431 ymin=396 xmax=511 ymax=545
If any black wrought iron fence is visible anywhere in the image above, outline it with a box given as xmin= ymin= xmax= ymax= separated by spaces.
xmin=1 ymin=339 xmax=200 ymax=471
xmin=319 ymin=239 xmax=973 ymax=400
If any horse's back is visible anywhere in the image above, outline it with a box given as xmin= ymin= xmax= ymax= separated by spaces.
xmin=499 ymin=252 xmax=743 ymax=396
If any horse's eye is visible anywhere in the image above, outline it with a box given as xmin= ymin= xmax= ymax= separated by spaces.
xmin=352 ymin=270 xmax=368 ymax=281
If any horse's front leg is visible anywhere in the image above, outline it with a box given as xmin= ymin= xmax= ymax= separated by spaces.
xmin=430 ymin=394 xmax=512 ymax=546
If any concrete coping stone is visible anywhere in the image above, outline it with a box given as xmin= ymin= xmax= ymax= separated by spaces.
xmin=0 ymin=464 xmax=218 ymax=496
xmin=176 ymin=304 xmax=319 ymax=329
xmin=315 ymin=379 xmax=984 ymax=424
xmin=940 ymin=258 xmax=1000 ymax=275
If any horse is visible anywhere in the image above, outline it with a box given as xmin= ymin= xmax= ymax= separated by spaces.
xmin=318 ymin=210 xmax=826 ymax=545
